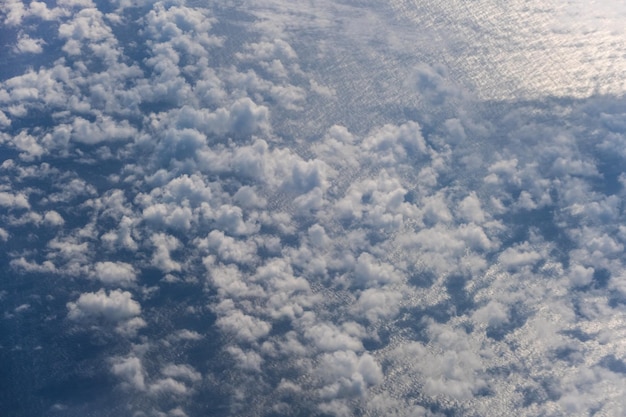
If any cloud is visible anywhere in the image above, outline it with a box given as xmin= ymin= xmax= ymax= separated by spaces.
xmin=150 ymin=233 xmax=182 ymax=273
xmin=316 ymin=350 xmax=383 ymax=399
xmin=93 ymin=261 xmax=137 ymax=286
xmin=168 ymin=329 xmax=203 ymax=342
xmin=352 ymin=288 xmax=403 ymax=322
xmin=4 ymin=0 xmax=626 ymax=416
xmin=215 ymin=308 xmax=271 ymax=343
xmin=303 ymin=322 xmax=364 ymax=353
xmin=161 ymin=364 xmax=202 ymax=383
xmin=67 ymin=288 xmax=141 ymax=322
xmin=471 ymin=300 xmax=509 ymax=327
xmin=111 ymin=355 xmax=146 ymax=390
xmin=498 ymin=242 xmax=544 ymax=271
xmin=0 ymin=191 xmax=30 ymax=209
xmin=353 ymin=252 xmax=402 ymax=288
xmin=200 ymin=230 xmax=258 ymax=265
xmin=43 ymin=210 xmax=65 ymax=226
xmin=1 ymin=0 xmax=27 ymax=26
xmin=14 ymin=33 xmax=45 ymax=54
xmin=226 ymin=346 xmax=264 ymax=372
xmin=148 ymin=377 xmax=190 ymax=396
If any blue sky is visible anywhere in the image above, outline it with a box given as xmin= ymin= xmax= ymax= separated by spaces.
xmin=2 ymin=1 xmax=626 ymax=416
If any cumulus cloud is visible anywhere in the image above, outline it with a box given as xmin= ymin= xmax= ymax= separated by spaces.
xmin=14 ymin=33 xmax=45 ymax=54
xmin=111 ymin=355 xmax=146 ymax=390
xmin=4 ymin=0 xmax=626 ymax=416
xmin=93 ymin=261 xmax=137 ymax=286
xmin=0 ymin=191 xmax=30 ymax=209
xmin=150 ymin=233 xmax=182 ymax=273
xmin=67 ymin=288 xmax=141 ymax=322
xmin=215 ymin=309 xmax=271 ymax=343
xmin=315 ymin=350 xmax=383 ymax=402
xmin=0 ymin=227 xmax=9 ymax=242
xmin=43 ymin=210 xmax=65 ymax=226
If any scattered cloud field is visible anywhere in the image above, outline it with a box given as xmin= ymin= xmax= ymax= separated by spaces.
xmin=2 ymin=1 xmax=626 ymax=416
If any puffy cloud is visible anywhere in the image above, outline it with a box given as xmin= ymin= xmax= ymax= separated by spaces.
xmin=200 ymin=230 xmax=258 ymax=265
xmin=150 ymin=233 xmax=182 ymax=273
xmin=4 ymin=0 xmax=626 ymax=416
xmin=409 ymin=63 xmax=465 ymax=105
xmin=67 ymin=288 xmax=141 ymax=322
xmin=456 ymin=192 xmax=486 ymax=223
xmin=215 ymin=309 xmax=271 ymax=343
xmin=471 ymin=300 xmax=509 ymax=327
xmin=101 ymin=216 xmax=138 ymax=251
xmin=316 ymin=350 xmax=383 ymax=399
xmin=353 ymin=252 xmax=402 ymax=288
xmin=169 ymin=329 xmax=203 ymax=342
xmin=498 ymin=243 xmax=543 ymax=270
xmin=69 ymin=116 xmax=138 ymax=144
xmin=568 ymin=264 xmax=595 ymax=287
xmin=1 ymin=0 xmax=26 ymax=26
xmin=352 ymin=288 xmax=403 ymax=322
xmin=149 ymin=377 xmax=189 ymax=396
xmin=387 ymin=322 xmax=488 ymax=402
xmin=43 ymin=210 xmax=65 ymax=226
xmin=10 ymin=257 xmax=56 ymax=273
xmin=115 ymin=316 xmax=147 ymax=337
xmin=303 ymin=322 xmax=364 ymax=353
xmin=14 ymin=33 xmax=45 ymax=54
xmin=0 ymin=111 xmax=10 ymax=127
xmin=226 ymin=346 xmax=264 ymax=372
xmin=0 ymin=191 xmax=30 ymax=209
xmin=93 ymin=261 xmax=137 ymax=286
xmin=111 ymin=355 xmax=146 ymax=390
xmin=161 ymin=364 xmax=202 ymax=383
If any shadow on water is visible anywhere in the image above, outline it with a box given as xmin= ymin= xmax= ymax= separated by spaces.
xmin=485 ymin=303 xmax=529 ymax=341
xmin=598 ymin=354 xmax=626 ymax=375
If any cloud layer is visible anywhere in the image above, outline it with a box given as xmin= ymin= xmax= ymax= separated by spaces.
xmin=2 ymin=1 xmax=626 ymax=417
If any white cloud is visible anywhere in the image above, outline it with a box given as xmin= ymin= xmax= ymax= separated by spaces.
xmin=1 ymin=0 xmax=27 ymax=26
xmin=215 ymin=309 xmax=271 ymax=343
xmin=352 ymin=288 xmax=403 ymax=322
xmin=149 ymin=377 xmax=189 ymax=396
xmin=14 ymin=33 xmax=45 ymax=54
xmin=0 ymin=111 xmax=10 ymax=127
xmin=70 ymin=116 xmax=138 ymax=144
xmin=150 ymin=233 xmax=182 ymax=273
xmin=471 ymin=300 xmax=509 ymax=327
xmin=43 ymin=210 xmax=65 ymax=226
xmin=200 ymin=230 xmax=258 ymax=265
xmin=457 ymin=192 xmax=486 ymax=223
xmin=4 ymin=0 xmax=626 ymax=416
xmin=353 ymin=252 xmax=402 ymax=288
xmin=93 ymin=261 xmax=137 ymax=286
xmin=115 ymin=316 xmax=147 ymax=337
xmin=101 ymin=216 xmax=138 ymax=251
xmin=226 ymin=346 xmax=264 ymax=372
xmin=169 ymin=329 xmax=203 ymax=342
xmin=161 ymin=364 xmax=202 ymax=383
xmin=387 ymin=322 xmax=488 ymax=402
xmin=498 ymin=243 xmax=543 ymax=270
xmin=67 ymin=288 xmax=141 ymax=322
xmin=301 ymin=320 xmax=364 ymax=353
xmin=316 ymin=350 xmax=383 ymax=399
xmin=0 ymin=191 xmax=30 ymax=209
xmin=15 ymin=303 xmax=30 ymax=313
xmin=111 ymin=355 xmax=146 ymax=390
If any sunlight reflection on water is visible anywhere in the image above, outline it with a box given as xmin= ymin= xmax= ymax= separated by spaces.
xmin=391 ymin=0 xmax=626 ymax=100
